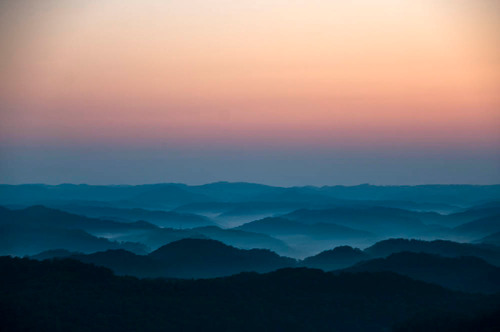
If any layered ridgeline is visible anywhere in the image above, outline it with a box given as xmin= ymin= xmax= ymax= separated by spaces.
xmin=2 ymin=256 xmax=499 ymax=332
xmin=6 ymin=202 xmax=500 ymax=259
xmin=2 ymin=184 xmax=500 ymax=250
xmin=29 ymin=237 xmax=500 ymax=293
xmin=0 ymin=206 xmax=292 ymax=256
xmin=341 ymin=252 xmax=500 ymax=293
xmin=2 ymin=183 xmax=500 ymax=331
xmin=2 ymin=183 xmax=499 ymax=207
xmin=30 ymin=238 xmax=294 ymax=279
xmin=3 ymin=201 xmax=500 ymax=259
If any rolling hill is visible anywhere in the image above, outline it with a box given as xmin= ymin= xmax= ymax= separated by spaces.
xmin=343 ymin=252 xmax=500 ymax=293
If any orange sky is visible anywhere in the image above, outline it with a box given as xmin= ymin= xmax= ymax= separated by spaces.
xmin=0 ymin=0 xmax=499 ymax=150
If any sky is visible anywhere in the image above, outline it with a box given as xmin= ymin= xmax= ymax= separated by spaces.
xmin=0 ymin=0 xmax=499 ymax=186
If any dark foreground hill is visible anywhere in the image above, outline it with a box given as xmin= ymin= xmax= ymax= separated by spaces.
xmin=365 ymin=238 xmax=500 ymax=266
xmin=32 ymin=239 xmax=296 ymax=279
xmin=1 ymin=256 xmax=499 ymax=332
xmin=342 ymin=252 xmax=500 ymax=293
xmin=300 ymin=246 xmax=370 ymax=270
xmin=147 ymin=238 xmax=295 ymax=278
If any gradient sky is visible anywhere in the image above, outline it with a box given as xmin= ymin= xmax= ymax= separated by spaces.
xmin=1 ymin=0 xmax=499 ymax=185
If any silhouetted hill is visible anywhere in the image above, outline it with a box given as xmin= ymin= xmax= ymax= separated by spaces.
xmin=2 ymin=256 xmax=497 ymax=332
xmin=301 ymin=246 xmax=371 ymax=270
xmin=0 ymin=224 xmax=147 ymax=256
xmin=71 ymin=250 xmax=163 ymax=278
xmin=148 ymin=239 xmax=295 ymax=278
xmin=394 ymin=306 xmax=500 ymax=332
xmin=343 ymin=252 xmax=500 ymax=293
xmin=365 ymin=238 xmax=500 ymax=266
xmin=215 ymin=202 xmax=301 ymax=217
xmin=37 ymin=239 xmax=296 ymax=278
xmin=174 ymin=201 xmax=236 ymax=214
xmin=29 ymin=241 xmax=293 ymax=279
xmin=235 ymin=217 xmax=374 ymax=240
xmin=248 ymin=187 xmax=339 ymax=204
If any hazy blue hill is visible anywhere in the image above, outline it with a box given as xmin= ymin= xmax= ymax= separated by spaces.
xmin=175 ymin=201 xmax=314 ymax=227
xmin=471 ymin=201 xmax=500 ymax=210
xmin=365 ymin=238 xmax=500 ymax=266
xmin=248 ymin=187 xmax=339 ymax=204
xmin=51 ymin=204 xmax=213 ymax=228
xmin=0 ymin=183 xmax=169 ymax=204
xmin=317 ymin=184 xmax=500 ymax=205
xmin=148 ymin=238 xmax=296 ymax=278
xmin=235 ymin=217 xmax=374 ymax=240
xmin=127 ymin=184 xmax=212 ymax=208
xmin=343 ymin=252 xmax=500 ymax=293
xmin=113 ymin=224 xmax=293 ymax=255
xmin=283 ymin=207 xmax=429 ymax=236
xmin=31 ymin=249 xmax=80 ymax=260
xmin=2 ymin=183 xmax=499 ymax=208
xmin=452 ymin=214 xmax=500 ymax=238
xmin=301 ymin=246 xmax=371 ymax=270
xmin=173 ymin=202 xmax=236 ymax=214
xmin=446 ymin=205 xmax=500 ymax=227
xmin=187 ymin=181 xmax=278 ymax=201
xmin=1 ymin=256 xmax=495 ymax=332
xmin=0 ymin=224 xmax=147 ymax=256
xmin=394 ymin=306 xmax=500 ymax=332
xmin=215 ymin=202 xmax=307 ymax=217
xmin=476 ymin=231 xmax=500 ymax=246
xmin=0 ymin=205 xmax=158 ymax=234
xmin=190 ymin=226 xmax=293 ymax=256
xmin=113 ymin=227 xmax=207 ymax=251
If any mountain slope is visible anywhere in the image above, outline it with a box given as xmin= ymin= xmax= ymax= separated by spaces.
xmin=452 ymin=214 xmax=500 ymax=238
xmin=191 ymin=226 xmax=293 ymax=256
xmin=343 ymin=252 xmax=500 ymax=293
xmin=148 ymin=238 xmax=295 ymax=278
xmin=235 ymin=217 xmax=373 ymax=239
xmin=0 ymin=205 xmax=157 ymax=234
xmin=475 ymin=231 xmax=500 ymax=246
xmin=301 ymin=246 xmax=371 ymax=270
xmin=0 ymin=224 xmax=147 ymax=256
xmin=2 ymin=256 xmax=495 ymax=332
xmin=52 ymin=204 xmax=213 ymax=228
xmin=283 ymin=207 xmax=429 ymax=236
xmin=365 ymin=238 xmax=500 ymax=266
